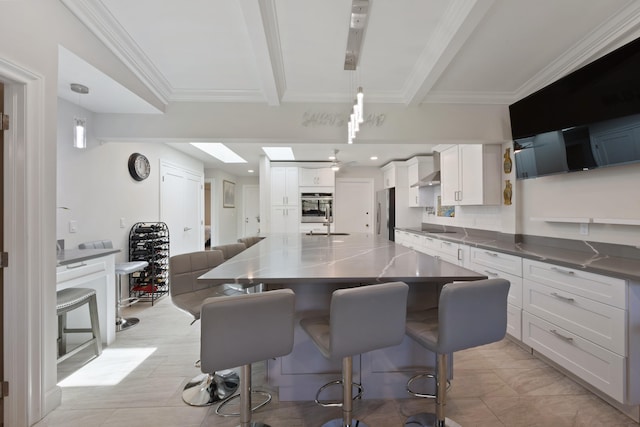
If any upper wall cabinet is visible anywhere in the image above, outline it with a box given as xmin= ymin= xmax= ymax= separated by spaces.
xmin=440 ymin=144 xmax=501 ymax=206
xmin=299 ymin=167 xmax=335 ymax=187
xmin=271 ymin=167 xmax=299 ymax=206
xmin=381 ymin=163 xmax=396 ymax=189
xmin=406 ymin=156 xmax=434 ymax=207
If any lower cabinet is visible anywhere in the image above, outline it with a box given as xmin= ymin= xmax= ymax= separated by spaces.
xmin=522 ymin=258 xmax=629 ymax=404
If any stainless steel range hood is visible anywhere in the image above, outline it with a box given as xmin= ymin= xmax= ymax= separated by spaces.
xmin=410 ymin=170 xmax=440 ymax=187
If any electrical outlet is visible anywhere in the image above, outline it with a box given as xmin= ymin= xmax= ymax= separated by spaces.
xmin=69 ymin=220 xmax=78 ymax=233
xmin=120 ymin=218 xmax=126 ymax=228
xmin=579 ymin=223 xmax=589 ymax=235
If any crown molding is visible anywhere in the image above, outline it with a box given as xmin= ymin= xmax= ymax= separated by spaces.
xmin=60 ymin=0 xmax=172 ymax=105
xmin=424 ymin=91 xmax=515 ymax=105
xmin=169 ymin=89 xmax=267 ymax=103
xmin=514 ymin=1 xmax=640 ymax=101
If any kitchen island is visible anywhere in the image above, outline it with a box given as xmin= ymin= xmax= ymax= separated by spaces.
xmin=199 ymin=233 xmax=487 ymax=400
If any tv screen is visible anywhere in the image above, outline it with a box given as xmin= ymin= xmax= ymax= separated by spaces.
xmin=515 ymin=113 xmax=640 ymax=179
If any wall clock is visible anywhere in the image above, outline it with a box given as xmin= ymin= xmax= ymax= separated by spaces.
xmin=128 ymin=153 xmax=150 ymax=181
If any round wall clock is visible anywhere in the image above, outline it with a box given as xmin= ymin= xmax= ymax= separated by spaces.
xmin=128 ymin=153 xmax=151 ymax=181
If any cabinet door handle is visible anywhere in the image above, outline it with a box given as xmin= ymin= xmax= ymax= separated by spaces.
xmin=551 ymin=266 xmax=575 ymax=275
xmin=66 ymin=262 xmax=88 ymax=270
xmin=484 ymin=251 xmax=498 ymax=257
xmin=442 ymin=241 xmax=452 ymax=245
xmin=550 ymin=329 xmax=574 ymax=342
xmin=551 ymin=292 xmax=575 ymax=302
xmin=457 ymin=248 xmax=462 ymax=260
xmin=484 ymin=270 xmax=499 ymax=277
xmin=184 ymin=227 xmax=192 ymax=232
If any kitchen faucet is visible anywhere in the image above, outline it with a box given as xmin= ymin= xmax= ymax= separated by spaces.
xmin=323 ymin=205 xmax=332 ymax=235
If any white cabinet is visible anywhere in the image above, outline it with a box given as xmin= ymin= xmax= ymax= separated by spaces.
xmin=56 ymin=254 xmax=116 ymax=346
xmin=299 ymin=167 xmax=335 ymax=187
xmin=271 ymin=206 xmax=299 ymax=233
xmin=406 ymin=156 xmax=434 ymax=207
xmin=382 ymin=163 xmax=396 ymax=189
xmin=271 ymin=167 xmax=299 ymax=233
xmin=435 ymin=240 xmax=467 ymax=267
xmin=468 ymin=247 xmax=523 ymax=340
xmin=271 ymin=167 xmax=299 ymax=206
xmin=440 ymin=144 xmax=501 ymax=206
xmin=522 ymin=259 xmax=628 ymax=403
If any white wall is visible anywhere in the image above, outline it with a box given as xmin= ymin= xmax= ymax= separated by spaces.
xmin=57 ymin=98 xmax=204 ymax=261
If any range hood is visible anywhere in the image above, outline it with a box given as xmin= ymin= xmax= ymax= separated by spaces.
xmin=410 ymin=170 xmax=440 ymax=187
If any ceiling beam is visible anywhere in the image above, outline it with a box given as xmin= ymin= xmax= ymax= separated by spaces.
xmin=238 ymin=0 xmax=286 ymax=106
xmin=403 ymin=0 xmax=494 ymax=106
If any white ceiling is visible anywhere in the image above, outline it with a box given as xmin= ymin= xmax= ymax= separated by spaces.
xmin=58 ymin=0 xmax=640 ymax=175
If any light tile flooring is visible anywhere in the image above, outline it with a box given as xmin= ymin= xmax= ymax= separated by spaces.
xmin=38 ymin=297 xmax=638 ymax=427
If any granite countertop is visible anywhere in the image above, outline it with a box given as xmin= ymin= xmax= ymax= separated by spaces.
xmin=396 ymin=227 xmax=640 ymax=282
xmin=57 ymin=248 xmax=121 ymax=266
xmin=199 ymin=233 xmax=486 ymax=286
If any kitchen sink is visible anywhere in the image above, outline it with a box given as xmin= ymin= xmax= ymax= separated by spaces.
xmin=305 ymin=232 xmax=350 ymax=236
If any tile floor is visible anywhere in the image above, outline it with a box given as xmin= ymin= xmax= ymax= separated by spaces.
xmin=38 ymin=296 xmax=638 ymax=427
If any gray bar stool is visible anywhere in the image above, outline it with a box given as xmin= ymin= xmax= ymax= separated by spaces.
xmin=169 ymin=250 xmax=240 ymax=407
xmin=300 ymin=282 xmax=409 ymax=427
xmin=56 ymin=287 xmax=102 ymax=363
xmin=200 ymin=289 xmax=296 ymax=427
xmin=404 ymin=278 xmax=510 ymax=427
xmin=114 ymin=260 xmax=148 ymax=331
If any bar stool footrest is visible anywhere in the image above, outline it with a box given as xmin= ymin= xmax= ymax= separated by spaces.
xmin=314 ymin=379 xmax=364 ymax=408
xmin=215 ymin=390 xmax=272 ymax=417
xmin=407 ymin=372 xmax=451 ymax=399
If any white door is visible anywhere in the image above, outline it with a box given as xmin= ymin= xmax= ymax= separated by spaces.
xmin=243 ymin=185 xmax=260 ymax=235
xmin=160 ymin=161 xmax=203 ymax=256
xmin=335 ymin=179 xmax=374 ymax=234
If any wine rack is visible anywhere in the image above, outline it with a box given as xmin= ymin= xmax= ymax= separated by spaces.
xmin=128 ymin=222 xmax=170 ymax=305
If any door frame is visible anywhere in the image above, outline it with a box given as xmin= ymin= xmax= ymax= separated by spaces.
xmin=1 ymin=59 xmax=54 ymax=425
xmin=335 ymin=177 xmax=375 ymax=234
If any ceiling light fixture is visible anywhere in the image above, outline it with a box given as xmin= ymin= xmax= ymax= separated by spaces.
xmin=190 ymin=142 xmax=247 ymax=163
xmin=344 ymin=0 xmax=369 ymax=144
xmin=70 ymin=83 xmax=89 ymax=149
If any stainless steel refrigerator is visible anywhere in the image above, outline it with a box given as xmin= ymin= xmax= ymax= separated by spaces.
xmin=375 ymin=188 xmax=395 ymax=241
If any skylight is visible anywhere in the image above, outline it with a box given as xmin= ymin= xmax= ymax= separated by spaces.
xmin=262 ymin=147 xmax=295 ymax=161
xmin=190 ymin=143 xmax=247 ymax=163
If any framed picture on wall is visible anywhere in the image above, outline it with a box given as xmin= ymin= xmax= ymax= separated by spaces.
xmin=223 ymin=180 xmax=235 ymax=208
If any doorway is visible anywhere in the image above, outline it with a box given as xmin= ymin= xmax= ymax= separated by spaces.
xmin=334 ymin=178 xmax=374 ymax=234
xmin=242 ymin=185 xmax=260 ymax=236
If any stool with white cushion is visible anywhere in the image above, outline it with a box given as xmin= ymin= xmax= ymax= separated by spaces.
xmin=78 ymin=240 xmax=148 ymax=331
xmin=56 ymin=287 xmax=102 ymax=363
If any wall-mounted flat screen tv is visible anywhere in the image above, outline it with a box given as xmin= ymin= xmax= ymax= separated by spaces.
xmin=510 ymin=36 xmax=640 ymax=179
xmin=514 ymin=113 xmax=640 ymax=179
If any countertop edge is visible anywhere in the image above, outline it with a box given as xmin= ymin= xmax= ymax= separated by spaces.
xmin=57 ymin=248 xmax=121 ymax=266
xmin=396 ymin=227 xmax=640 ymax=282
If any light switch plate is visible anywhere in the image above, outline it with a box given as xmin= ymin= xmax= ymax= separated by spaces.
xmin=579 ymin=223 xmax=589 ymax=235
xmin=69 ymin=220 xmax=78 ymax=233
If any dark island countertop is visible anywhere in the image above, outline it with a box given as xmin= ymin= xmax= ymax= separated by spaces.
xmin=56 ymin=248 xmax=120 ymax=267
xmin=198 ymin=233 xmax=486 ymax=286
xmin=397 ymin=227 xmax=640 ymax=282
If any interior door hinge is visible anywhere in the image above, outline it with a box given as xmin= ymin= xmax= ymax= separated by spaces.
xmin=0 ymin=252 xmax=8 ymax=268
xmin=1 ymin=113 xmax=9 ymax=131
xmin=1 ymin=381 xmax=8 ymax=398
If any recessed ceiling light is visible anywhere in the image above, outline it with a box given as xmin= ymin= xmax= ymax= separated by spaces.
xmin=190 ymin=142 xmax=247 ymax=163
xmin=262 ymin=147 xmax=295 ymax=161
xmin=328 ymin=155 xmax=336 ymax=160
xmin=370 ymin=156 xmax=378 ymax=160
xmin=248 ymin=169 xmax=254 ymax=173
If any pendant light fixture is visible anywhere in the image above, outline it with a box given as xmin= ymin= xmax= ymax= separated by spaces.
xmin=344 ymin=0 xmax=369 ymax=144
xmin=70 ymin=83 xmax=89 ymax=149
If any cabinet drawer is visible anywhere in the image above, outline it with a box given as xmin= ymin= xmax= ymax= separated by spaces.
xmin=469 ymin=247 xmax=522 ymax=276
xmin=470 ymin=266 xmax=522 ymax=308
xmin=523 ymin=259 xmax=626 ymax=308
xmin=421 ymin=235 xmax=440 ymax=256
xmin=522 ymin=312 xmax=625 ymax=403
xmin=506 ymin=303 xmax=522 ymax=340
xmin=57 ymin=258 xmax=108 ymax=288
xmin=524 ymin=279 xmax=626 ymax=354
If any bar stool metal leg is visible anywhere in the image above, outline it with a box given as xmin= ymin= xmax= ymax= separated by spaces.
xmin=182 ymin=369 xmax=240 ymax=407
xmin=116 ymin=273 xmax=139 ymax=331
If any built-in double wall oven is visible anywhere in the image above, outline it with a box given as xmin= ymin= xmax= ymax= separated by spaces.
xmin=300 ymin=192 xmax=333 ymax=223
